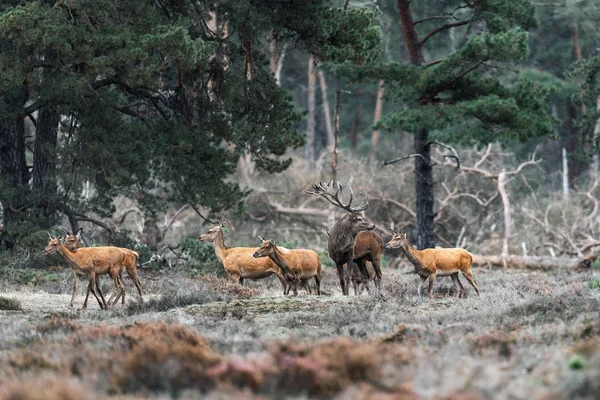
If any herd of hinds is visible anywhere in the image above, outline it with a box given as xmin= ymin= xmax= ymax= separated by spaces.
xmin=43 ymin=181 xmax=480 ymax=309
xmin=199 ymin=180 xmax=480 ymax=298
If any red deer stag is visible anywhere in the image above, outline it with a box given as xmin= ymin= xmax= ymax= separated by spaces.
xmin=305 ymin=181 xmax=375 ymax=295
xmin=43 ymin=234 xmax=126 ymax=310
xmin=62 ymin=229 xmax=143 ymax=307
xmin=197 ymin=218 xmax=287 ymax=292
xmin=253 ymin=235 xmax=322 ymax=296
xmin=385 ymin=228 xmax=480 ymax=298
xmin=326 ymin=229 xmax=383 ymax=295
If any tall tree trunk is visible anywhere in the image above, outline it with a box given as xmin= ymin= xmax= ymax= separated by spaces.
xmin=0 ymin=91 xmax=28 ymax=249
xmin=593 ymin=97 xmax=600 ymax=180
xmin=32 ymin=105 xmax=60 ymax=216
xmin=414 ymin=128 xmax=435 ymax=249
xmin=397 ymin=0 xmax=434 ymax=249
xmin=305 ymin=55 xmax=316 ymax=170
xmin=371 ymin=80 xmax=384 ymax=161
xmin=318 ymin=71 xmax=334 ymax=150
xmin=351 ymin=89 xmax=361 ymax=150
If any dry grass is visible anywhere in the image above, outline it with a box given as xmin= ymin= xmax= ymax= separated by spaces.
xmin=0 ymin=266 xmax=598 ymax=399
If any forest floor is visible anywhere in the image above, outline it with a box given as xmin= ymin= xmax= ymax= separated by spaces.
xmin=0 ymin=265 xmax=599 ymax=399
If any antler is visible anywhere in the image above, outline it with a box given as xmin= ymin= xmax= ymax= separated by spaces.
xmin=304 ymin=180 xmax=369 ymax=212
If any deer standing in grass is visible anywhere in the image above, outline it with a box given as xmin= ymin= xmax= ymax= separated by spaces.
xmin=197 ymin=218 xmax=288 ymax=292
xmin=61 ymin=229 xmax=143 ymax=307
xmin=385 ymin=228 xmax=480 ymax=298
xmin=326 ymin=229 xmax=383 ymax=295
xmin=306 ymin=181 xmax=376 ymax=295
xmin=43 ymin=234 xmax=126 ymax=310
xmin=253 ymin=235 xmax=322 ymax=296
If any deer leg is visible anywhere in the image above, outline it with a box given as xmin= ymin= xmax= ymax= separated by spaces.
xmin=128 ymin=269 xmax=143 ymax=303
xmin=109 ymin=272 xmax=126 ymax=308
xmin=355 ymin=259 xmax=371 ymax=294
xmin=69 ymin=273 xmax=79 ymax=308
xmin=417 ymin=275 xmax=427 ymax=297
xmin=371 ymin=258 xmax=382 ymax=289
xmin=451 ymin=273 xmax=465 ymax=298
xmin=314 ymin=275 xmax=321 ymax=295
xmin=336 ymin=263 xmax=347 ymax=295
xmin=427 ymin=273 xmax=436 ymax=298
xmin=239 ymin=278 xmax=245 ymax=286
xmin=87 ymin=272 xmax=104 ymax=310
xmin=462 ymin=271 xmax=481 ymax=296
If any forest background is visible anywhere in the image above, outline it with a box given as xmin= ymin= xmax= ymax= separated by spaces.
xmin=1 ymin=0 xmax=600 ymax=275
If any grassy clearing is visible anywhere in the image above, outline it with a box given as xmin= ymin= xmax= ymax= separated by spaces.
xmin=0 ymin=267 xmax=598 ymax=399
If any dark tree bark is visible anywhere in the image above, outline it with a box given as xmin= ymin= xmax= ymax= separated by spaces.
xmin=33 ymin=106 xmax=60 ymax=202
xmin=396 ymin=0 xmax=435 ymax=249
xmin=0 ymin=88 xmax=28 ymax=249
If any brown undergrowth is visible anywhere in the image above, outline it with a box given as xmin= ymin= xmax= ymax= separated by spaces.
xmin=0 ymin=320 xmax=418 ymax=399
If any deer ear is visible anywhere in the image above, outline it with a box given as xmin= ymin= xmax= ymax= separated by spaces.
xmin=269 ymin=236 xmax=275 ymax=244
xmin=257 ymin=234 xmax=266 ymax=242
xmin=47 ymin=231 xmax=54 ymax=240
xmin=76 ymin=228 xmax=83 ymax=238
xmin=219 ymin=217 xmax=226 ymax=227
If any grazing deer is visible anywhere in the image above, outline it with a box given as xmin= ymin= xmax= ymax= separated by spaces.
xmin=197 ymin=218 xmax=288 ymax=292
xmin=385 ymin=228 xmax=480 ymax=298
xmin=62 ymin=229 xmax=143 ymax=307
xmin=253 ymin=236 xmax=321 ymax=296
xmin=43 ymin=234 xmax=126 ymax=310
xmin=306 ymin=181 xmax=375 ymax=295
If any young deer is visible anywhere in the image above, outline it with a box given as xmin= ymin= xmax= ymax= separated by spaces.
xmin=197 ymin=218 xmax=288 ymax=292
xmin=385 ymin=229 xmax=480 ymax=298
xmin=306 ymin=181 xmax=375 ymax=295
xmin=253 ymin=236 xmax=321 ymax=296
xmin=43 ymin=234 xmax=126 ymax=310
xmin=62 ymin=229 xmax=143 ymax=306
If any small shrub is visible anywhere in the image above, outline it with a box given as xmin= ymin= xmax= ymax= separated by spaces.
xmin=591 ymin=258 xmax=600 ymax=271
xmin=567 ymin=354 xmax=587 ymax=370
xmin=589 ymin=277 xmax=600 ymax=290
xmin=0 ymin=296 xmax=22 ymax=311
xmin=0 ymin=375 xmax=93 ymax=400
xmin=180 ymin=237 xmax=222 ymax=275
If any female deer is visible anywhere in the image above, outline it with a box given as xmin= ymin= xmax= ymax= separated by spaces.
xmin=385 ymin=229 xmax=480 ymax=298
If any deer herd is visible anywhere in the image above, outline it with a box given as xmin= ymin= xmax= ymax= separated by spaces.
xmin=43 ymin=181 xmax=480 ymax=310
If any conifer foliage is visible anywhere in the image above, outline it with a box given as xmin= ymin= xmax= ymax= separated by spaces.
xmin=0 ymin=0 xmax=380 ymax=248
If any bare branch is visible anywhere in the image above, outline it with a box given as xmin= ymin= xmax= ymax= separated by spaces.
xmin=420 ymin=19 xmax=471 ymax=46
xmin=383 ymin=153 xmax=428 ymax=166
xmin=428 ymin=141 xmax=460 ymax=168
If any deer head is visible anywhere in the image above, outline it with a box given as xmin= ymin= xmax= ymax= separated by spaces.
xmin=61 ymin=228 xmax=84 ymax=251
xmin=197 ymin=217 xmax=226 ymax=242
xmin=43 ymin=234 xmax=64 ymax=256
xmin=253 ymin=235 xmax=276 ymax=258
xmin=385 ymin=228 xmax=409 ymax=249
xmin=305 ymin=180 xmax=369 ymax=213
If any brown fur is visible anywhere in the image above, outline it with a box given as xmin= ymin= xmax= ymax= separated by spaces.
xmin=63 ymin=230 xmax=143 ymax=306
xmin=352 ymin=230 xmax=384 ymax=289
xmin=327 ymin=213 xmax=376 ymax=295
xmin=198 ymin=221 xmax=287 ymax=293
xmin=43 ymin=236 xmax=128 ymax=309
xmin=385 ymin=231 xmax=480 ymax=298
xmin=253 ymin=237 xmax=321 ymax=296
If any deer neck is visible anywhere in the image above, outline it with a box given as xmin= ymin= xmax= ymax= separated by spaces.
xmin=56 ymin=244 xmax=85 ymax=272
xmin=401 ymin=242 xmax=426 ymax=273
xmin=212 ymin=230 xmax=228 ymax=263
xmin=267 ymin=248 xmax=292 ymax=275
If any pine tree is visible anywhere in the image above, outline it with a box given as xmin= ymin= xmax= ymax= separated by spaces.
xmin=0 ymin=0 xmax=380 ymax=248
xmin=330 ymin=0 xmax=554 ymax=249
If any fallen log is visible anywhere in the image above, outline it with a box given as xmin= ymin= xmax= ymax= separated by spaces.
xmin=471 ymin=254 xmax=597 ymax=270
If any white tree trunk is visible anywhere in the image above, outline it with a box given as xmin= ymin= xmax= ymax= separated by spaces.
xmin=305 ymin=55 xmax=316 ymax=169
xmin=498 ymin=171 xmax=510 ymax=258
xmin=563 ymin=147 xmax=569 ymax=200
xmin=318 ymin=71 xmax=334 ymax=150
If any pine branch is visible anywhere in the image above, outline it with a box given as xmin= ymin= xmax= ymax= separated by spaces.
xmin=420 ymin=19 xmax=471 ymax=46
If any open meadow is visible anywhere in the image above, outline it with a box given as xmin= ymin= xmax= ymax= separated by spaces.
xmin=1 ymin=264 xmax=599 ymax=399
